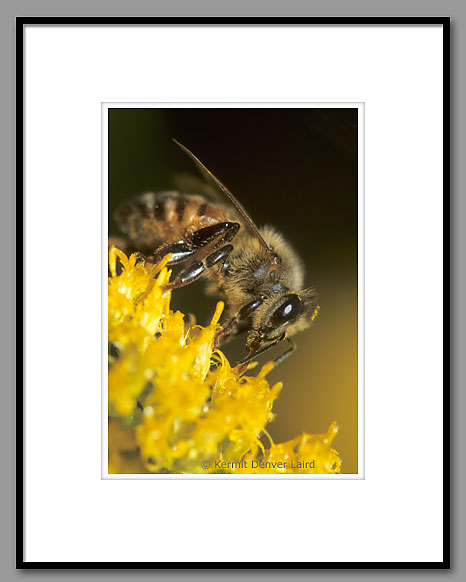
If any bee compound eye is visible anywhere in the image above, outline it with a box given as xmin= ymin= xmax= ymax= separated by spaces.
xmin=270 ymin=295 xmax=302 ymax=327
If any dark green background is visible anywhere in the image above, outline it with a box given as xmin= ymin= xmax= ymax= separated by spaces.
xmin=109 ymin=107 xmax=358 ymax=473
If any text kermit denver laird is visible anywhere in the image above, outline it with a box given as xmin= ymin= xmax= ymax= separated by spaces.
xmin=213 ymin=459 xmax=315 ymax=470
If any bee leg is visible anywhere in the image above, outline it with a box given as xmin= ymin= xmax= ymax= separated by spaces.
xmin=161 ymin=222 xmax=239 ymax=290
xmin=153 ymin=221 xmax=241 ymax=267
xmin=237 ymin=332 xmax=287 ymax=366
xmin=188 ymin=222 xmax=240 ymax=249
xmin=151 ymin=221 xmax=241 ymax=288
xmin=236 ymin=337 xmax=294 ymax=376
xmin=215 ymin=298 xmax=264 ymax=347
xmin=163 ymin=261 xmax=206 ymax=290
xmin=214 ymin=316 xmax=239 ymax=347
xmin=153 ymin=241 xmax=197 ymax=266
xmin=164 ymin=243 xmax=235 ymax=291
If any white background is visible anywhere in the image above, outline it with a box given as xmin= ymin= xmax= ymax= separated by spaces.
xmin=24 ymin=25 xmax=444 ymax=563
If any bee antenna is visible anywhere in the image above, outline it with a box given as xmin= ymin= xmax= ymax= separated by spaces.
xmin=172 ymin=138 xmax=273 ymax=254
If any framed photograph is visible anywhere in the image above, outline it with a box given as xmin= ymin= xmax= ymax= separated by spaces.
xmin=18 ymin=17 xmax=450 ymax=567
xmin=105 ymin=103 xmax=362 ymax=479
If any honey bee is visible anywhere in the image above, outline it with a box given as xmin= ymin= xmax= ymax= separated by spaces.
xmin=113 ymin=140 xmax=319 ymax=368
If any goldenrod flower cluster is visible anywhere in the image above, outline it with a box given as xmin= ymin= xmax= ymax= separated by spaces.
xmin=108 ymin=246 xmax=341 ymax=474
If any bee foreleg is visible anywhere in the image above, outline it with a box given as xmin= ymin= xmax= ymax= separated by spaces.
xmin=236 ymin=336 xmax=294 ymax=374
xmin=215 ymin=298 xmax=264 ymax=347
xmin=237 ymin=332 xmax=287 ymax=366
xmin=163 ymin=244 xmax=235 ymax=291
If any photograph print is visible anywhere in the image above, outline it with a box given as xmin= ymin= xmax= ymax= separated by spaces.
xmin=106 ymin=106 xmax=360 ymax=477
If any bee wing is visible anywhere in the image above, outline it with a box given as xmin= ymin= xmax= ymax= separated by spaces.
xmin=171 ymin=172 xmax=247 ymax=225
xmin=173 ymin=139 xmax=273 ymax=254
xmin=172 ymin=172 xmax=223 ymax=201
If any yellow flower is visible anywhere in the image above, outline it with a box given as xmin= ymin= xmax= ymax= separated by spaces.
xmin=108 ymin=246 xmax=341 ymax=474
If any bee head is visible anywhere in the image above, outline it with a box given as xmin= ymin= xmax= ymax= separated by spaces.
xmin=247 ymin=289 xmax=319 ymax=349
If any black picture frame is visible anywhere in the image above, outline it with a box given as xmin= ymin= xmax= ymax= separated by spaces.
xmin=16 ymin=16 xmax=451 ymax=570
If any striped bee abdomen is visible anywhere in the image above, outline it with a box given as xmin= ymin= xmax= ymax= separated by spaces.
xmin=114 ymin=191 xmax=232 ymax=249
